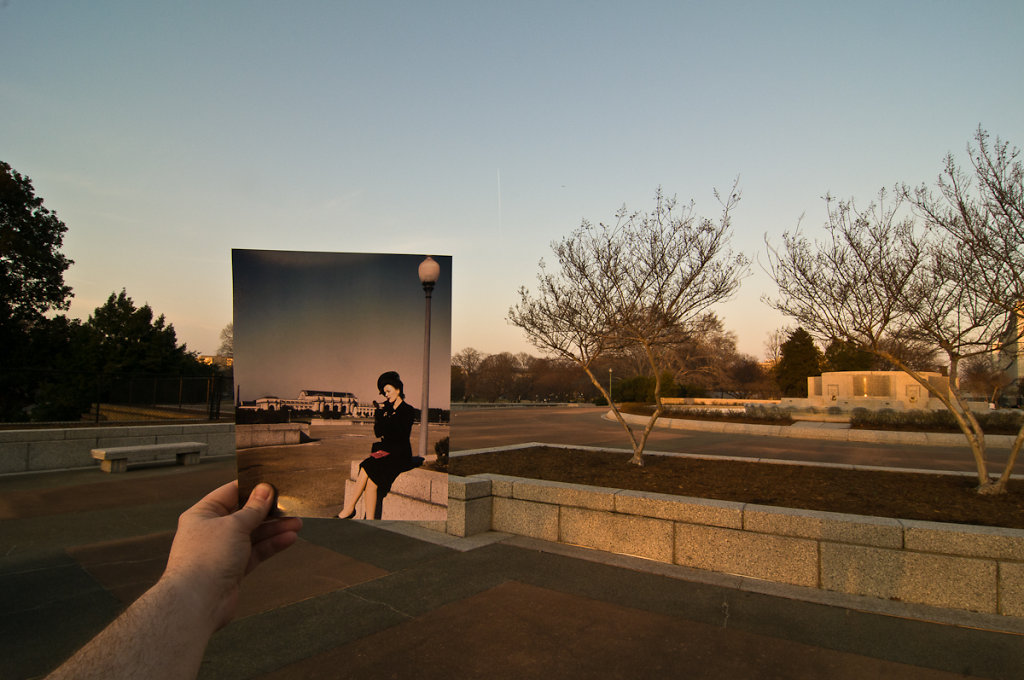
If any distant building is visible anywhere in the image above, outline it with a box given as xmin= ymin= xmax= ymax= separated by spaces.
xmin=242 ymin=389 xmax=359 ymax=415
xmin=997 ymin=305 xmax=1024 ymax=404
xmin=798 ymin=370 xmax=950 ymax=411
xmin=198 ymin=355 xmax=233 ymax=369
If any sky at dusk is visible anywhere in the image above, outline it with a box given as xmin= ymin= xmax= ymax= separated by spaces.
xmin=233 ymin=250 xmax=452 ymax=407
xmin=3 ymin=1 xmax=1023 ymax=360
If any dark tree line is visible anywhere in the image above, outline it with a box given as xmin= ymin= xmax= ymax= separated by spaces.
xmin=453 ymin=315 xmax=777 ymax=405
xmin=772 ymin=328 xmax=940 ymax=398
xmin=1 ymin=161 xmax=209 ymax=422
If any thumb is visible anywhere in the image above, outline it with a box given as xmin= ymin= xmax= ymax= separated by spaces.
xmin=235 ymin=483 xmax=275 ymax=531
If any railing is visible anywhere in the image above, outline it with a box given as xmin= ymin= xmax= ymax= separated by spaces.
xmin=0 ymin=369 xmax=233 ymax=425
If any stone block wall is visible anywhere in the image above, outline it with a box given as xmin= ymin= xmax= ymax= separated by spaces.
xmin=445 ymin=473 xmax=1024 ymax=617
xmin=0 ymin=424 xmax=236 ymax=473
xmin=235 ymin=423 xmax=309 ymax=448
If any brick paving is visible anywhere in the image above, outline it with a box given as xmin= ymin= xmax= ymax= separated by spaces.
xmin=2 ymin=456 xmax=1022 ymax=679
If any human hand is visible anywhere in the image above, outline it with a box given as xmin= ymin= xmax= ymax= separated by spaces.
xmin=162 ymin=481 xmax=302 ymax=631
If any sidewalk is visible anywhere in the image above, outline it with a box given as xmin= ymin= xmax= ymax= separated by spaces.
xmin=2 ymin=459 xmax=1021 ymax=679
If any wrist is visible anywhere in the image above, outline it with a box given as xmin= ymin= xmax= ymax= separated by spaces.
xmin=155 ymin=569 xmax=227 ymax=636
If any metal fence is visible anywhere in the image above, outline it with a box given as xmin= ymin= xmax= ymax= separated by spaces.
xmin=0 ymin=369 xmax=233 ymax=424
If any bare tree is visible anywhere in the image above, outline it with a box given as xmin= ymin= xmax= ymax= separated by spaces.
xmin=217 ymin=323 xmax=233 ymax=357
xmin=452 ymin=347 xmax=484 ymax=400
xmin=510 ymin=183 xmax=747 ymax=465
xmin=667 ymin=313 xmax=740 ymax=394
xmin=904 ymin=127 xmax=1024 ymax=491
xmin=959 ymin=354 xmax=1014 ymax=403
xmin=766 ymin=130 xmax=1024 ymax=493
xmin=762 ymin=325 xmax=792 ymax=366
xmin=476 ymin=352 xmax=519 ymax=402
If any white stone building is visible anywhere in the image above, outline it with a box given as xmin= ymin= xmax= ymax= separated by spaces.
xmin=246 ymin=389 xmax=359 ymax=415
xmin=800 ymin=370 xmax=950 ymax=411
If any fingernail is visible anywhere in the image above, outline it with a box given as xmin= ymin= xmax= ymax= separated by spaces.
xmin=251 ymin=483 xmax=271 ymax=503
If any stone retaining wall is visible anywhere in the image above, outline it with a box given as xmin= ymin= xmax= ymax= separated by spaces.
xmin=235 ymin=423 xmax=309 ymax=448
xmin=0 ymin=423 xmax=235 ymax=474
xmin=616 ymin=410 xmax=1018 ymax=448
xmin=446 ymin=471 xmax=1024 ymax=618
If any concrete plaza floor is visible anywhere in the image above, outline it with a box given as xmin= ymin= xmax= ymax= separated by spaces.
xmin=2 ymin=456 xmax=1023 ymax=679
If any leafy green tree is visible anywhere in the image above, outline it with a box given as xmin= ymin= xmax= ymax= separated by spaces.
xmin=85 ymin=290 xmax=204 ymax=376
xmin=0 ymin=161 xmax=75 ymax=420
xmin=26 ymin=317 xmax=97 ymax=421
xmin=0 ymin=161 xmax=73 ymax=328
xmin=775 ymin=328 xmax=823 ymax=397
xmin=823 ymin=338 xmax=875 ymax=372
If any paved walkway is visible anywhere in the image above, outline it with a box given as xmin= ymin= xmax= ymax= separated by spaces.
xmin=2 ymin=458 xmax=1021 ymax=679
xmin=452 ymin=406 xmax=1016 ymax=473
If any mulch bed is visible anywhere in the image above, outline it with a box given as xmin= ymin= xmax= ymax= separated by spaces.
xmin=447 ymin=446 xmax=1024 ymax=530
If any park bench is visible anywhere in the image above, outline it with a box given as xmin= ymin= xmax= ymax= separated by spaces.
xmin=91 ymin=442 xmax=209 ymax=473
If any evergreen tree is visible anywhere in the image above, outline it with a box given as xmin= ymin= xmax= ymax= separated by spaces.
xmin=824 ymin=338 xmax=875 ymax=372
xmin=775 ymin=328 xmax=823 ymax=397
xmin=85 ymin=290 xmax=204 ymax=376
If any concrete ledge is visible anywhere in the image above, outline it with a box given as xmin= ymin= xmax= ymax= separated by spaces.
xmin=901 ymin=520 xmax=1024 ymax=561
xmin=476 ymin=473 xmax=520 ymax=498
xmin=560 ymin=506 xmax=673 ymax=562
xmin=675 ymin=522 xmax=819 ymax=587
xmin=744 ymin=504 xmax=904 ymax=549
xmin=448 ymin=475 xmax=491 ymax=501
xmin=448 ymin=444 xmax=1024 ymax=619
xmin=615 ymin=490 xmax=743 ymax=528
xmin=514 ymin=478 xmax=617 ymax=511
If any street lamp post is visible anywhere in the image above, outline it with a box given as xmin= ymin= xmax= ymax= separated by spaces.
xmin=418 ymin=256 xmax=441 ymax=459
xmin=608 ymin=368 xmax=613 ymax=406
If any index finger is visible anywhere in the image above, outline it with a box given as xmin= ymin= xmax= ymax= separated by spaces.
xmin=191 ymin=480 xmax=241 ymax=518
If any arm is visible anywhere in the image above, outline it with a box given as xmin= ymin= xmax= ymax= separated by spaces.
xmin=46 ymin=481 xmax=301 ymax=680
xmin=372 ymin=401 xmax=392 ymax=438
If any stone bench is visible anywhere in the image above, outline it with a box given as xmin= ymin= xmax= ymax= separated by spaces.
xmin=90 ymin=442 xmax=209 ymax=473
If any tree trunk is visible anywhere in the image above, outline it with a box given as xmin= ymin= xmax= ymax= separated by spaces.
xmin=882 ymin=352 xmax=995 ymax=491
xmin=577 ymin=363 xmax=644 ymax=465
xmin=992 ymin=423 xmax=1024 ymax=493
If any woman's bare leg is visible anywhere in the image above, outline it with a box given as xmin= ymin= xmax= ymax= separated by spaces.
xmin=363 ymin=479 xmax=379 ymax=520
xmin=338 ymin=468 xmax=369 ymax=518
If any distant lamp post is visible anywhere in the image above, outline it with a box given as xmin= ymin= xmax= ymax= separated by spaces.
xmin=418 ymin=256 xmax=441 ymax=458
xmin=608 ymin=368 xmax=613 ymax=406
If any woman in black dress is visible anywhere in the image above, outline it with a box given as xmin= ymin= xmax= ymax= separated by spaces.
xmin=338 ymin=371 xmax=415 ymax=519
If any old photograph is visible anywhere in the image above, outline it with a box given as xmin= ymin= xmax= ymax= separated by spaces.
xmin=232 ymin=249 xmax=451 ymax=520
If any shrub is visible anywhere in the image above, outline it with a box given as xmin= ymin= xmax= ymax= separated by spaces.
xmin=434 ymin=436 xmax=449 ymax=468
xmin=742 ymin=404 xmax=795 ymax=424
xmin=978 ymin=410 xmax=1024 ymax=435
